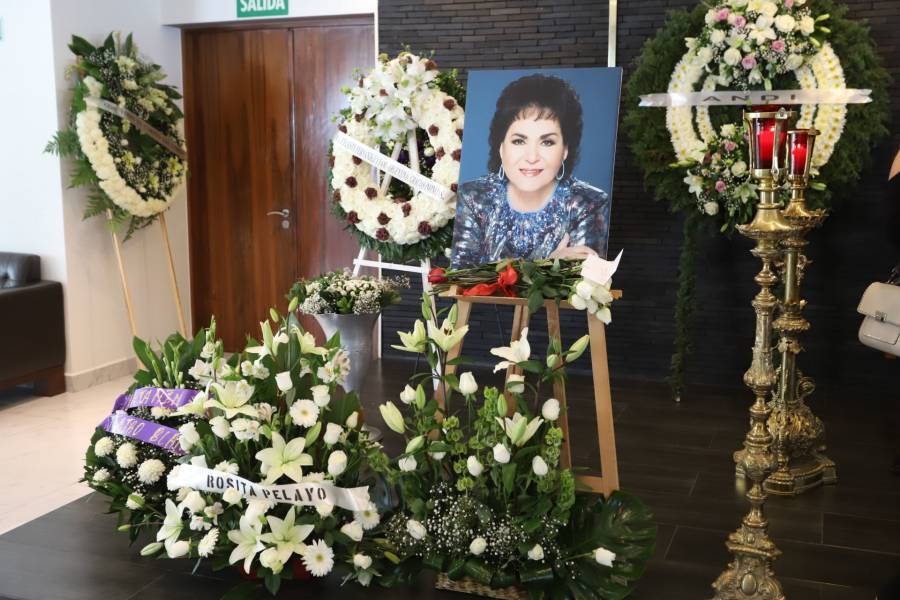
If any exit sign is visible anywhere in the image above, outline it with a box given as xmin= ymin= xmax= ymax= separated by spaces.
xmin=237 ymin=0 xmax=289 ymax=18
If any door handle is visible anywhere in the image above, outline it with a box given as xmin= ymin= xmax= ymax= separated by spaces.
xmin=266 ymin=209 xmax=290 ymax=218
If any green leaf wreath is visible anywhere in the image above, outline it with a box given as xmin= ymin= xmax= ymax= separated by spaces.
xmin=46 ymin=33 xmax=187 ymax=240
xmin=622 ymin=0 xmax=890 ymax=396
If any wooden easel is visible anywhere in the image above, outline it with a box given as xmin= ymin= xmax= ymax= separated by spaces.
xmin=437 ymin=287 xmax=623 ymax=497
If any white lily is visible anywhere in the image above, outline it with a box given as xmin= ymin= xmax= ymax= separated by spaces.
xmin=206 ymin=380 xmax=257 ymax=419
xmin=227 ymin=514 xmax=265 ymax=574
xmin=155 ymin=499 xmax=184 ymax=545
xmin=495 ymin=412 xmax=544 ymax=447
xmin=427 ymin=318 xmax=468 ymax=353
xmin=489 ymin=328 xmax=531 ymax=372
xmin=173 ymin=391 xmax=208 ymax=417
xmin=294 ymin=327 xmax=328 ymax=356
xmin=260 ymin=507 xmax=314 ymax=564
xmin=255 ymin=432 xmax=314 ymax=484
xmin=392 ymin=319 xmax=428 ymax=353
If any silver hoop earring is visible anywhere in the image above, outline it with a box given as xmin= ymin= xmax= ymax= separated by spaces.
xmin=497 ymin=165 xmax=505 ymax=180
xmin=556 ymin=160 xmax=566 ymax=181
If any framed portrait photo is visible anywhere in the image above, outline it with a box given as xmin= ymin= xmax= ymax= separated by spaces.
xmin=450 ymin=67 xmax=623 ymax=268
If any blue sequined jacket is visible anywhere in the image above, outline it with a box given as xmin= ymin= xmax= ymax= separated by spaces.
xmin=450 ymin=173 xmax=610 ymax=268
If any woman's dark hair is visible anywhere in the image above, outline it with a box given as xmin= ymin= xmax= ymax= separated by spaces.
xmin=487 ymin=74 xmax=583 ymax=174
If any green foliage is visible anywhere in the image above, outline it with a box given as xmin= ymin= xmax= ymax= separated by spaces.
xmin=622 ymin=0 xmax=891 ymax=394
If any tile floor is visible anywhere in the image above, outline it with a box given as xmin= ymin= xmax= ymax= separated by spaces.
xmin=0 ymin=376 xmax=132 ymax=534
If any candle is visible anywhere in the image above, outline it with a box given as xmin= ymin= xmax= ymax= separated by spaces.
xmin=755 ymin=119 xmax=776 ymax=169
xmin=788 ymin=131 xmax=809 ymax=176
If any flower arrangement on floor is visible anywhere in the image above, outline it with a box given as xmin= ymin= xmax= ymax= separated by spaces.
xmin=330 ymin=51 xmax=466 ymax=262
xmin=622 ymin=0 xmax=890 ymax=396
xmin=47 ymin=33 xmax=187 ymax=239
xmin=84 ymin=307 xmax=390 ymax=597
xmin=379 ymin=295 xmax=655 ymax=598
xmin=287 ymin=270 xmax=408 ymax=315
xmin=429 ymin=258 xmax=616 ymax=323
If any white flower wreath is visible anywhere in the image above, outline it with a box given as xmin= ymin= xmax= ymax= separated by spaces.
xmin=330 ymin=53 xmax=464 ymax=246
xmin=665 ymin=1 xmax=846 ymax=218
xmin=76 ymin=76 xmax=184 ymax=218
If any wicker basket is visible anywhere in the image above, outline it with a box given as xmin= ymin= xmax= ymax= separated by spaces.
xmin=435 ymin=573 xmax=527 ymax=600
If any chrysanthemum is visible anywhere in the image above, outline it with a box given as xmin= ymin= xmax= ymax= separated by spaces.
xmin=301 ymin=539 xmax=335 ymax=577
xmin=137 ymin=459 xmax=165 ymax=484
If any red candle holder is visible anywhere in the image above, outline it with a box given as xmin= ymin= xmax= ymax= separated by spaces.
xmin=786 ymin=128 xmax=819 ymax=182
xmin=743 ymin=107 xmax=796 ymax=179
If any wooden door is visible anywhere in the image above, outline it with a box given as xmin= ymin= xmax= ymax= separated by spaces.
xmin=183 ymin=28 xmax=297 ymax=349
xmin=184 ymin=19 xmax=374 ymax=348
xmin=292 ymin=22 xmax=374 ymax=336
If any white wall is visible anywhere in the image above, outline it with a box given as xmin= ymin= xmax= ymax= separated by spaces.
xmin=0 ymin=0 xmax=68 ymax=283
xmin=160 ymin=0 xmax=377 ymax=25
xmin=49 ymin=0 xmax=191 ymax=384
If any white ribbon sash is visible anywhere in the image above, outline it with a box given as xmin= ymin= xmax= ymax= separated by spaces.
xmin=638 ymin=88 xmax=872 ymax=107
xmin=334 ymin=131 xmax=455 ymax=203
xmin=168 ymin=464 xmax=371 ymax=511
xmin=85 ymin=97 xmax=188 ymax=160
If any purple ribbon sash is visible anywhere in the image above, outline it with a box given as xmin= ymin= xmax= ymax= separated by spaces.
xmin=100 ymin=412 xmax=186 ymax=455
xmin=100 ymin=387 xmax=199 ymax=455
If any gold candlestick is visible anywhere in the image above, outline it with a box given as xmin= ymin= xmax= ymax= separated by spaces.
xmin=765 ymin=128 xmax=836 ymax=495
xmin=713 ymin=108 xmax=794 ymax=600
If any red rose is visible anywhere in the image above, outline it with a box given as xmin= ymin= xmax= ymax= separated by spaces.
xmin=428 ymin=268 xmax=448 ymax=284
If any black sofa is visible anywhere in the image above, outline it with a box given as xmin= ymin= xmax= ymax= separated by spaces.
xmin=0 ymin=252 xmax=66 ymax=395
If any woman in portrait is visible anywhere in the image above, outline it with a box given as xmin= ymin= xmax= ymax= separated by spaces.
xmin=451 ymin=74 xmax=610 ymax=268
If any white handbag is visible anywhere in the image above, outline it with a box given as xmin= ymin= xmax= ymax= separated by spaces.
xmin=857 ymin=282 xmax=900 ymax=357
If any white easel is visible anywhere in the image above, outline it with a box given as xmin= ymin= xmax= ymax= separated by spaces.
xmin=350 ymin=128 xmax=438 ymax=359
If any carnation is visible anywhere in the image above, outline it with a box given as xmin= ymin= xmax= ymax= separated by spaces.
xmin=116 ymin=443 xmax=138 ymax=468
xmin=93 ymin=437 xmax=114 ymax=457
xmin=137 ymin=459 xmax=166 ymax=484
xmin=198 ymin=528 xmax=219 ymax=557
xmin=92 ymin=468 xmax=111 ymax=483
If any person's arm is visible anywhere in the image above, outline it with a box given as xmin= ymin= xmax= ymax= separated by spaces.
xmin=567 ymin=184 xmax=610 ymax=258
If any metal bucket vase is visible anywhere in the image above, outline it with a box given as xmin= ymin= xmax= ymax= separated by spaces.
xmin=313 ymin=312 xmax=379 ymax=393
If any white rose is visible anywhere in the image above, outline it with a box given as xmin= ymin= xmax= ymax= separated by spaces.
xmin=399 ymin=384 xmax=417 ymax=404
xmin=166 ymin=540 xmax=190 ymax=559
xmin=210 ymin=416 xmax=231 ymax=439
xmin=324 ymin=422 xmax=343 ymax=445
xmin=533 ymin=455 xmax=549 ymax=477
xmin=458 ymin=372 xmax=478 ymax=396
xmin=469 ymin=537 xmax=487 ymax=556
xmin=760 ymin=1 xmax=777 ymax=17
xmin=316 ymin=501 xmax=334 ymax=517
xmin=341 ymin=521 xmax=364 ymax=542
xmin=711 ymin=29 xmax=726 ymax=45
xmin=493 ymin=443 xmax=511 ymax=464
xmin=575 ymin=279 xmax=595 ymax=300
xmin=429 ymin=451 xmax=446 ymax=460
xmin=594 ymin=547 xmax=617 ymax=567
xmin=704 ymin=202 xmax=720 ymax=216
xmin=507 ymin=374 xmax=525 ymax=394
xmin=799 ymin=15 xmax=815 ymax=35
xmin=345 ymin=411 xmax=359 ymax=429
xmin=569 ymin=293 xmax=587 ymax=310
xmin=406 ymin=519 xmax=427 ymax=540
xmin=785 ymin=53 xmax=804 ymax=70
xmin=223 ymin=488 xmax=243 ymax=505
xmin=259 ymin=547 xmax=284 ymax=574
xmin=178 ymin=422 xmax=200 ymax=451
xmin=774 ymin=14 xmax=796 ymax=33
xmin=731 ymin=161 xmax=748 ymax=177
xmin=311 ymin=385 xmax=331 ymax=408
xmin=354 ymin=553 xmax=373 ymax=569
xmin=275 ymin=371 xmax=293 ymax=392
xmin=542 ymin=398 xmax=560 ymax=421
xmin=467 ymin=455 xmax=484 ymax=477
xmin=527 ymin=544 xmax=544 ymax=561
xmin=724 ymin=47 xmax=742 ymax=66
xmin=398 ymin=456 xmax=418 ymax=472
xmin=126 ymin=493 xmax=144 ymax=510
xmin=183 ymin=491 xmax=206 ymax=514
xmin=328 ymin=450 xmax=348 ymax=476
